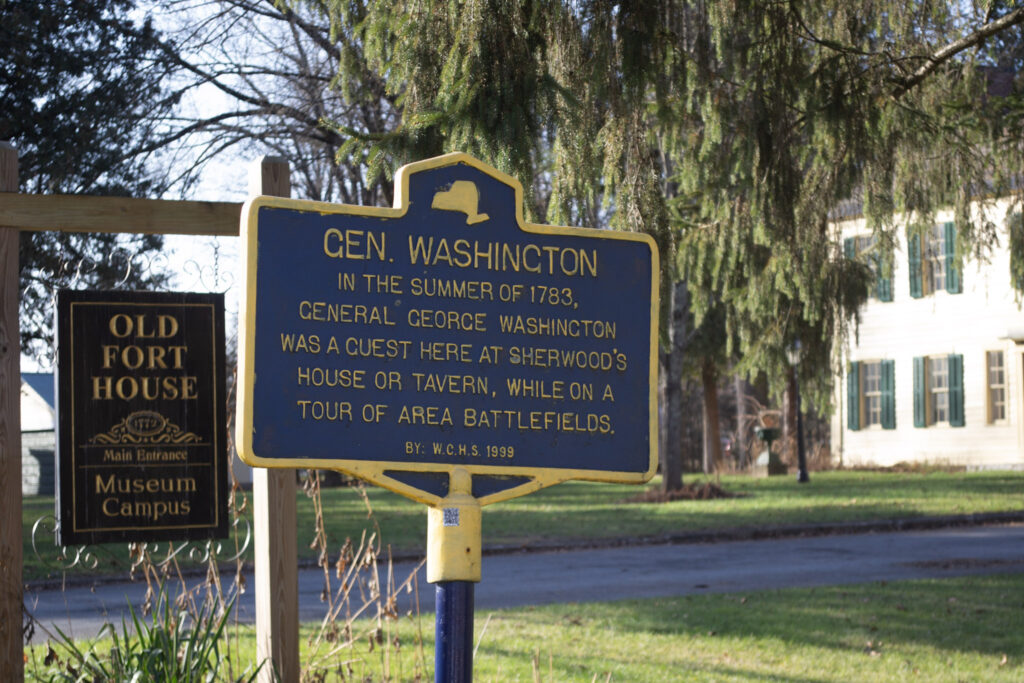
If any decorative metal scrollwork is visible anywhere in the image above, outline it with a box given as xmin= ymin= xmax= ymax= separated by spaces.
xmin=31 ymin=513 xmax=252 ymax=575
xmin=181 ymin=238 xmax=235 ymax=293
xmin=188 ymin=517 xmax=252 ymax=564
xmin=31 ymin=515 xmax=101 ymax=571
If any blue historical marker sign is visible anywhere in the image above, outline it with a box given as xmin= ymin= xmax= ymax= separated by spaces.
xmin=237 ymin=153 xmax=658 ymax=505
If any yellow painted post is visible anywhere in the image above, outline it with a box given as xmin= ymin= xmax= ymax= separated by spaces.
xmin=249 ymin=156 xmax=299 ymax=683
xmin=427 ymin=468 xmax=482 ymax=583
xmin=0 ymin=141 xmax=23 ymax=681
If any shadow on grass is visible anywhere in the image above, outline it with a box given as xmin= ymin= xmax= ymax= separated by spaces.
xmin=590 ymin=573 xmax=1024 ymax=659
xmin=477 ymin=641 xmax=835 ymax=683
xmin=469 ymin=574 xmax=1024 ymax=681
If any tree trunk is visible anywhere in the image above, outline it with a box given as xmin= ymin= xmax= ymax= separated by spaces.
xmin=733 ymin=374 xmax=749 ymax=468
xmin=701 ymin=358 xmax=722 ymax=473
xmin=658 ymin=355 xmax=668 ymax=476
xmin=661 ymin=281 xmax=689 ymax=492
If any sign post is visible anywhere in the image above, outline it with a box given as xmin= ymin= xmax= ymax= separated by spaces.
xmin=236 ymin=153 xmax=659 ymax=680
xmin=248 ymin=156 xmax=299 ymax=683
xmin=0 ymin=146 xmax=251 ymax=682
xmin=0 ymin=141 xmax=23 ymax=682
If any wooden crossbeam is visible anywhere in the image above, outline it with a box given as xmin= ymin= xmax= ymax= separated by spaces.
xmin=0 ymin=192 xmax=242 ymax=236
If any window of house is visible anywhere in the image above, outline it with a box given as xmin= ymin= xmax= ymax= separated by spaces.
xmin=847 ymin=359 xmax=895 ymax=431
xmin=929 ymin=356 xmax=949 ymax=424
xmin=843 ymin=234 xmax=893 ymax=302
xmin=913 ymin=354 xmax=964 ymax=427
xmin=862 ymin=361 xmax=883 ymax=427
xmin=909 ymin=222 xmax=961 ymax=298
xmin=987 ymin=350 xmax=1007 ymax=423
xmin=924 ymin=224 xmax=947 ymax=293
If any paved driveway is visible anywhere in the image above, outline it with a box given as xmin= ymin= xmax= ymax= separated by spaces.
xmin=24 ymin=523 xmax=1024 ymax=644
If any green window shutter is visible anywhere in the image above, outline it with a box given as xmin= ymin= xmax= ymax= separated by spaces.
xmin=913 ymin=356 xmax=927 ymax=427
xmin=847 ymin=361 xmax=860 ymax=431
xmin=843 ymin=237 xmax=856 ymax=260
xmin=949 ymin=353 xmax=964 ymax=427
xmin=881 ymin=360 xmax=896 ymax=429
xmin=908 ymin=233 xmax=923 ymax=299
xmin=876 ymin=253 xmax=893 ymax=302
xmin=944 ymin=222 xmax=962 ymax=294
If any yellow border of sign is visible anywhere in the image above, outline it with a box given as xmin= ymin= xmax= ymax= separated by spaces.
xmin=236 ymin=152 xmax=659 ymax=507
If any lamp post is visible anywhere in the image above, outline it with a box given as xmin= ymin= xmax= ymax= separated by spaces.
xmin=786 ymin=341 xmax=811 ymax=483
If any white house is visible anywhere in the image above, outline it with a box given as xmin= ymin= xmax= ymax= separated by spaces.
xmin=831 ymin=199 xmax=1024 ymax=469
xmin=21 ymin=372 xmax=56 ymax=496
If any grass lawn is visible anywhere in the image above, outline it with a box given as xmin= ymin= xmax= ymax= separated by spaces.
xmin=22 ymin=469 xmax=1024 ymax=582
xmin=28 ymin=573 xmax=1024 ymax=681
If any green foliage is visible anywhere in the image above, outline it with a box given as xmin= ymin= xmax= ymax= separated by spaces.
xmin=318 ymin=1 xmax=1024 ymax=411
xmin=2 ymin=0 xmax=178 ymax=359
xmin=1010 ymin=212 xmax=1024 ymax=296
xmin=28 ymin=592 xmax=261 ymax=682
xmin=0 ymin=0 xmax=177 ymax=196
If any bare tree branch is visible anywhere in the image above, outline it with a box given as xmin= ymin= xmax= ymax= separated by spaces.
xmin=892 ymin=6 xmax=1024 ymax=97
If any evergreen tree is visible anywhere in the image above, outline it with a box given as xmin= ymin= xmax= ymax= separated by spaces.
xmin=2 ymin=0 xmax=178 ymax=360
xmin=319 ymin=0 xmax=1024 ymax=486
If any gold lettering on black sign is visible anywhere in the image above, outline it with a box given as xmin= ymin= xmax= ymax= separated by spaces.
xmin=56 ymin=290 xmax=227 ymax=546
xmin=90 ymin=313 xmax=199 ymax=401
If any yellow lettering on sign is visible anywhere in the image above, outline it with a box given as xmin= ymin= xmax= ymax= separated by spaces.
xmin=362 ymin=274 xmax=403 ymax=294
xmin=477 ymin=345 xmax=503 ymax=364
xmin=280 ymin=333 xmax=320 ymax=353
xmin=409 ymin=277 xmax=494 ymax=301
xmin=108 ymin=314 xmax=179 ymax=339
xmin=91 ymin=375 xmax=198 ymax=401
xmin=95 ymin=474 xmax=198 ymax=494
xmin=462 ymin=409 xmax=613 ymax=433
xmin=412 ymin=373 xmax=488 ymax=395
xmin=419 ymin=342 xmax=472 ymax=363
xmin=408 ymin=308 xmax=486 ymax=332
xmin=397 ymin=405 xmax=454 ymax=426
xmin=323 ymin=228 xmax=387 ymax=261
xmin=296 ymin=400 xmax=354 ymax=421
xmin=297 ymin=366 xmax=367 ymax=389
xmin=407 ymin=237 xmax=598 ymax=277
xmin=344 ymin=337 xmax=412 ymax=359
xmin=298 ymin=301 xmax=395 ymax=326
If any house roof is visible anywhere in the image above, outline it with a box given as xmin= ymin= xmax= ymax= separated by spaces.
xmin=22 ymin=372 xmax=55 ymax=410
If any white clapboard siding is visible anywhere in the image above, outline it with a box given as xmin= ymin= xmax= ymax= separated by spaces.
xmin=831 ymin=199 xmax=1024 ymax=468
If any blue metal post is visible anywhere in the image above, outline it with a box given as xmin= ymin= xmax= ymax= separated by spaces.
xmin=435 ymin=581 xmax=474 ymax=682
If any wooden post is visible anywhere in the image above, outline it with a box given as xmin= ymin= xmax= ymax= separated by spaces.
xmin=0 ymin=142 xmax=23 ymax=681
xmin=249 ymin=157 xmax=299 ymax=683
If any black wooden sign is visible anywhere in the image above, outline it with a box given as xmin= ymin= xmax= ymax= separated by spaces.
xmin=56 ymin=290 xmax=227 ymax=545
